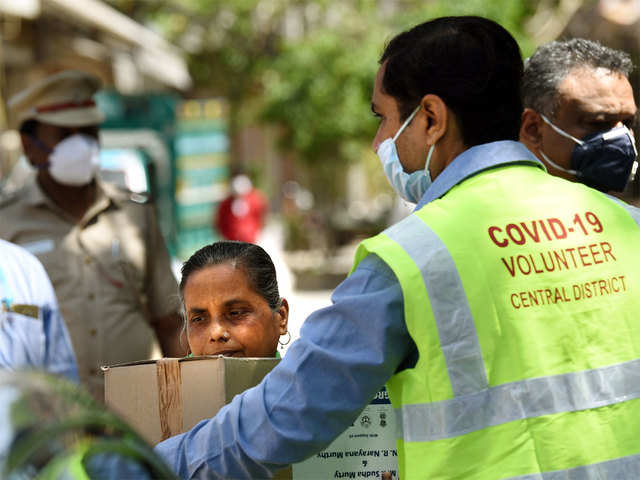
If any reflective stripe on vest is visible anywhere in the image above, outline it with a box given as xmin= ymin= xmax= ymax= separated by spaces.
xmin=353 ymin=165 xmax=640 ymax=479
xmin=385 ymin=215 xmax=488 ymax=396
xmin=507 ymin=453 xmax=640 ymax=479
xmin=397 ymin=356 xmax=640 ymax=442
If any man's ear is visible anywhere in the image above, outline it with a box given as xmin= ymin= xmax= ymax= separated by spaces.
xmin=520 ymin=108 xmax=544 ymax=151
xmin=420 ymin=94 xmax=448 ymax=145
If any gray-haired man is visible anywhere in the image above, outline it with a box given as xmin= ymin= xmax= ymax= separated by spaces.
xmin=519 ymin=38 xmax=638 ymax=193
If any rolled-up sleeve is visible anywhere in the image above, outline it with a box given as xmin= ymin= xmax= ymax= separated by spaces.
xmin=155 ymin=254 xmax=413 ymax=479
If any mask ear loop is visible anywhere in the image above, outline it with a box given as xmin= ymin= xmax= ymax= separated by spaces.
xmin=394 ymin=105 xmax=433 ymax=179
xmin=27 ymin=135 xmax=53 ymax=170
xmin=28 ymin=135 xmax=53 ymax=154
xmin=425 ymin=144 xmax=435 ymax=177
xmin=392 ymin=105 xmax=421 ymax=142
xmin=538 ymin=150 xmax=577 ymax=176
xmin=538 ymin=114 xmax=580 ymax=175
xmin=539 ymin=114 xmax=584 ymax=145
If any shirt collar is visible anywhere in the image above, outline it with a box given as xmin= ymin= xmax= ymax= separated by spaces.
xmin=415 ymin=140 xmax=545 ymax=209
xmin=24 ymin=178 xmax=48 ymax=207
xmin=25 ymin=178 xmax=117 ymax=223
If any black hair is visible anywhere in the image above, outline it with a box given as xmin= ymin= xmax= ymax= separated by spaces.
xmin=179 ymin=241 xmax=281 ymax=311
xmin=380 ymin=16 xmax=523 ymax=146
xmin=523 ymin=38 xmax=633 ymax=118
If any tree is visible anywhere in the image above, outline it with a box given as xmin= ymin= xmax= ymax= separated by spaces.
xmin=108 ymin=0 xmax=548 ymax=251
xmin=259 ymin=0 xmax=540 ymax=248
xmin=109 ymin=0 xmax=543 ymax=179
xmin=108 ymin=0 xmax=296 ymax=165
xmin=261 ymin=2 xmax=383 ymax=208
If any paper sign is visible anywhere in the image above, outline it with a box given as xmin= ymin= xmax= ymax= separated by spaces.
xmin=293 ymin=387 xmax=399 ymax=479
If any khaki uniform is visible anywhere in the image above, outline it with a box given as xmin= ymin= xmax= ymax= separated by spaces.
xmin=0 ymin=179 xmax=178 ymax=399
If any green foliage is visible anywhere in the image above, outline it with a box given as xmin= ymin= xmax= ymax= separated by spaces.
xmin=389 ymin=0 xmax=538 ymax=56
xmin=259 ymin=0 xmax=538 ymax=170
xmin=261 ymin=25 xmax=382 ymax=165
xmin=3 ymin=372 xmax=177 ymax=479
xmin=109 ymin=0 xmax=540 ymax=164
xmin=103 ymin=0 xmax=551 ymax=252
xmin=108 ymin=0 xmax=542 ymax=233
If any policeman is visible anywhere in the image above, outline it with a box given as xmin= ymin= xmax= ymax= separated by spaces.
xmin=1 ymin=70 xmax=185 ymax=400
xmin=519 ymin=38 xmax=638 ymax=192
xmin=157 ymin=17 xmax=640 ymax=478
xmin=0 ymin=238 xmax=78 ymax=381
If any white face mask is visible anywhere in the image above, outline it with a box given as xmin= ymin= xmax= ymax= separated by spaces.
xmin=47 ymin=134 xmax=100 ymax=186
xmin=376 ymin=105 xmax=435 ymax=204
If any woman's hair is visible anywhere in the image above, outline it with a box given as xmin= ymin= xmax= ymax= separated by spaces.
xmin=380 ymin=16 xmax=523 ymax=147
xmin=179 ymin=241 xmax=281 ymax=312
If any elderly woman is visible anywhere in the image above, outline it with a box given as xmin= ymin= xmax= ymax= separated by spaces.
xmin=179 ymin=241 xmax=289 ymax=359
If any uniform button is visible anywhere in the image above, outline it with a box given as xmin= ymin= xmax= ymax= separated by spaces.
xmin=89 ymin=328 xmax=97 ymax=336
xmin=88 ymin=293 xmax=95 ymax=300
xmin=84 ymin=256 xmax=92 ymax=264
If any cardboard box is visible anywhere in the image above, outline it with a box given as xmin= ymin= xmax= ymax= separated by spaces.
xmin=104 ymin=355 xmax=280 ymax=445
xmin=105 ymin=356 xmax=291 ymax=478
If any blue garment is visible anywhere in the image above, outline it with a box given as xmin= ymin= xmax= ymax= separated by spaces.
xmin=0 ymin=239 xmax=78 ymax=381
xmin=155 ymin=141 xmax=543 ymax=479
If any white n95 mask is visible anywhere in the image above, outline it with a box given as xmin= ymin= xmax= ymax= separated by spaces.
xmin=48 ymin=134 xmax=100 ymax=186
xmin=376 ymin=105 xmax=435 ymax=204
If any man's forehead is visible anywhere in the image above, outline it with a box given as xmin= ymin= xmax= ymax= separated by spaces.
xmin=371 ymin=64 xmax=386 ymax=101
xmin=556 ymin=66 xmax=636 ymax=116
xmin=371 ymin=63 xmax=402 ymax=116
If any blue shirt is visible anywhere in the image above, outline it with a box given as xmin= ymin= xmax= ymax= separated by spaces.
xmin=0 ymin=239 xmax=78 ymax=381
xmin=156 ymin=141 xmax=542 ymax=478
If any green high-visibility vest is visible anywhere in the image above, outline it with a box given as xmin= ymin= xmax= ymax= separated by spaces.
xmin=353 ymin=164 xmax=640 ymax=479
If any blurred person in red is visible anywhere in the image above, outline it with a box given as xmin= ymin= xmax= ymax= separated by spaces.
xmin=215 ymin=174 xmax=267 ymax=243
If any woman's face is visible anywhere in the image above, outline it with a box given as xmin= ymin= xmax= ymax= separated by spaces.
xmin=184 ymin=263 xmax=288 ymax=358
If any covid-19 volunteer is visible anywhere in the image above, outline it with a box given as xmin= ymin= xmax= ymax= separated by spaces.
xmin=157 ymin=16 xmax=640 ymax=479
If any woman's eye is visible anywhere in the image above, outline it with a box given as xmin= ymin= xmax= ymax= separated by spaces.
xmin=228 ymin=310 xmax=249 ymax=320
xmin=190 ymin=316 xmax=203 ymax=323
